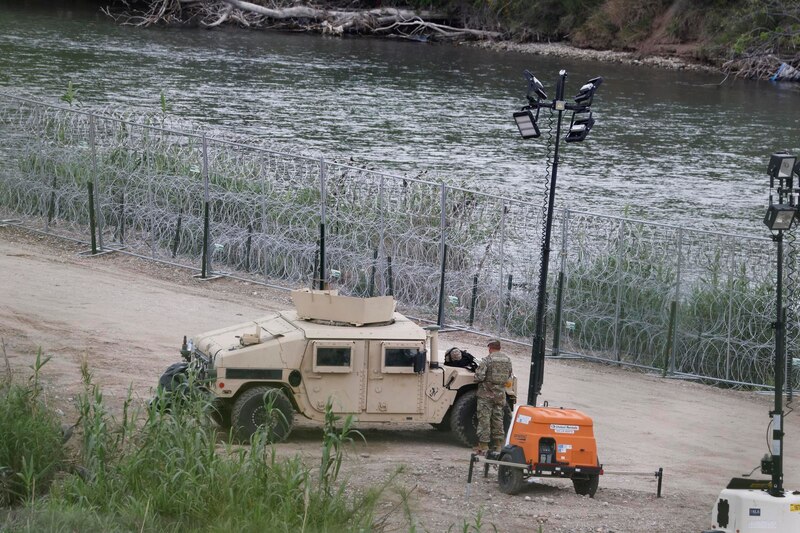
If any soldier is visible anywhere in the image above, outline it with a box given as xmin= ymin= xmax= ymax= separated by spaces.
xmin=474 ymin=338 xmax=513 ymax=455
xmin=444 ymin=347 xmax=479 ymax=372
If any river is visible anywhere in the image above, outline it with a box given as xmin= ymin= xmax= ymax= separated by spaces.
xmin=1 ymin=1 xmax=800 ymax=234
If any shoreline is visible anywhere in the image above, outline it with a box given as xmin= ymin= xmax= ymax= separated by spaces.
xmin=469 ymin=39 xmax=721 ymax=75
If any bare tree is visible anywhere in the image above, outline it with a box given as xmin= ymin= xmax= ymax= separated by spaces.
xmin=103 ymin=0 xmax=502 ymax=41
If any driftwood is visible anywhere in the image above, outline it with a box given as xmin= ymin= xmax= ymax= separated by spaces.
xmin=722 ymin=53 xmax=800 ymax=81
xmin=104 ymin=1 xmax=502 ymax=41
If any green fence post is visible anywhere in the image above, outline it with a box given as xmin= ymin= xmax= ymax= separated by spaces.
xmin=87 ymin=181 xmax=97 ymax=255
xmin=663 ymin=300 xmax=677 ymax=377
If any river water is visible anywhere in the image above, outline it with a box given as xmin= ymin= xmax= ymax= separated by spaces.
xmin=1 ymin=1 xmax=800 ymax=235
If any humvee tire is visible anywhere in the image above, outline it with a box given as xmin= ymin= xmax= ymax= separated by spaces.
xmin=209 ymin=399 xmax=232 ymax=429
xmin=450 ymin=389 xmax=479 ymax=446
xmin=430 ymin=410 xmax=451 ymax=431
xmin=232 ymin=386 xmax=294 ymax=443
xmin=449 ymin=389 xmax=513 ymax=447
xmin=497 ymin=451 xmax=525 ymax=495
xmin=153 ymin=362 xmax=192 ymax=411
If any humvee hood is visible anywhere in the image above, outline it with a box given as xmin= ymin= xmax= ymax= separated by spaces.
xmin=192 ymin=312 xmax=299 ymax=358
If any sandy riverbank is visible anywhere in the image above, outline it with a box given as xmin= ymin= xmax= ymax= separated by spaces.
xmin=470 ymin=39 xmax=721 ymax=75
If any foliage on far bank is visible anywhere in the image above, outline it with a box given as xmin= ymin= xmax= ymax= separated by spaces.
xmin=407 ymin=0 xmax=799 ymax=76
xmin=108 ymin=0 xmax=800 ymax=78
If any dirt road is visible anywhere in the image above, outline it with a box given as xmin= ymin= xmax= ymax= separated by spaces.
xmin=2 ymin=226 xmax=798 ymax=532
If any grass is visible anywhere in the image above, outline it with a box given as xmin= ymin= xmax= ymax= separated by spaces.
xmin=0 ymin=352 xmax=390 ymax=532
xmin=1 ymin=347 xmax=502 ymax=532
xmin=0 ymin=347 xmax=65 ymax=508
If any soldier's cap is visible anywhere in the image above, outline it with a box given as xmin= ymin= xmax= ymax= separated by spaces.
xmin=487 ymin=337 xmax=501 ymax=347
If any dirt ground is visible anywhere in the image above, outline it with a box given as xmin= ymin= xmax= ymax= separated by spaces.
xmin=2 ymin=226 xmax=799 ymax=532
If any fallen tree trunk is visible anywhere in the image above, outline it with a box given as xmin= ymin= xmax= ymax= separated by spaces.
xmin=104 ymin=0 xmax=502 ymax=41
xmin=722 ymin=53 xmax=800 ymax=81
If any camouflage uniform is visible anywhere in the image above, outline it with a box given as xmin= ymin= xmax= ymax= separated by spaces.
xmin=474 ymin=351 xmax=513 ymax=448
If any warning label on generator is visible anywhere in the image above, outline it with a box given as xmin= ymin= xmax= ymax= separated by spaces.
xmin=550 ymin=424 xmax=580 ymax=434
xmin=790 ymin=503 xmax=800 ymax=512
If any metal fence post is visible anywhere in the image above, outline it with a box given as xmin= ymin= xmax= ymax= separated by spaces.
xmin=378 ymin=176 xmax=386 ymax=295
xmin=613 ymin=219 xmax=625 ymax=363
xmin=319 ymin=156 xmax=327 ymax=290
xmin=202 ymin=133 xmax=211 ymax=275
xmin=469 ymin=274 xmax=478 ymax=327
xmin=552 ymin=208 xmax=570 ymax=357
xmin=670 ymin=227 xmax=683 ymax=375
xmin=504 ymin=274 xmax=513 ymax=332
xmin=148 ymin=173 xmax=155 ymax=258
xmin=387 ymin=256 xmax=394 ymax=296
xmin=87 ymin=181 xmax=97 ymax=255
xmin=261 ymin=163 xmax=269 ymax=285
xmin=496 ymin=201 xmax=506 ymax=334
xmin=89 ymin=114 xmax=104 ymax=251
xmin=725 ymin=237 xmax=735 ymax=381
xmin=437 ymin=183 xmax=447 ymax=326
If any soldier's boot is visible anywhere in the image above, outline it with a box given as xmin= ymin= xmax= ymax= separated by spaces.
xmin=473 ymin=442 xmax=489 ymax=456
xmin=491 ymin=439 xmax=504 ymax=453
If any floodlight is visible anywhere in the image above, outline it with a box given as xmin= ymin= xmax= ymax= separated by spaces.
xmin=524 ymin=70 xmax=548 ymax=100
xmin=768 ymin=152 xmax=797 ymax=180
xmin=564 ymin=110 xmax=595 ymax=143
xmin=513 ymin=109 xmax=541 ymax=139
xmin=574 ymin=76 xmax=604 ymax=106
xmin=764 ymin=203 xmax=797 ymax=230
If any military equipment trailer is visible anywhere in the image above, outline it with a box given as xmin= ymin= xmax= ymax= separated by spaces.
xmin=158 ymin=289 xmax=517 ymax=446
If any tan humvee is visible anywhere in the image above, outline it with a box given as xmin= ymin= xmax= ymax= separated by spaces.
xmin=159 ymin=289 xmax=517 ymax=445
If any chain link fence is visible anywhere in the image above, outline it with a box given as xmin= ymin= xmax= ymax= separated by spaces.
xmin=0 ymin=92 xmax=793 ymax=390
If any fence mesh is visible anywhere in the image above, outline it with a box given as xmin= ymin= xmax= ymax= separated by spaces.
xmin=0 ymin=93 xmax=789 ymax=389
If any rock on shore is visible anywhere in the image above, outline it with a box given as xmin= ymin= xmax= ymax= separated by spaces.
xmin=471 ymin=40 xmax=719 ymax=74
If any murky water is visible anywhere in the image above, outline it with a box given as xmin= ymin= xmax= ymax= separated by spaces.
xmin=2 ymin=1 xmax=800 ymax=234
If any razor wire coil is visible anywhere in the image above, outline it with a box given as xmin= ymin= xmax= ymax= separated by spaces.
xmin=0 ymin=93 xmax=784 ymax=389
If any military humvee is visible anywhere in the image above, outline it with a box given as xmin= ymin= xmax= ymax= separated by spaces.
xmin=158 ymin=289 xmax=517 ymax=446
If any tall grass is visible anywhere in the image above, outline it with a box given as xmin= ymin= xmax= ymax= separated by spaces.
xmin=2 ymin=357 xmax=390 ymax=532
xmin=0 ymin=348 xmax=65 ymax=507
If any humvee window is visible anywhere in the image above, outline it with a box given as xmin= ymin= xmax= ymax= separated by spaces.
xmin=316 ymin=347 xmax=351 ymax=367
xmin=385 ymin=348 xmax=417 ymax=367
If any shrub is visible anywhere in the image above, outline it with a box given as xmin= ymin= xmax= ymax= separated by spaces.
xmin=4 ymin=365 xmax=387 ymax=532
xmin=0 ymin=350 xmax=65 ymax=506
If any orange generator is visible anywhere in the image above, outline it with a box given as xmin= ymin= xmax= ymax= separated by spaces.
xmin=493 ymin=405 xmax=603 ymax=496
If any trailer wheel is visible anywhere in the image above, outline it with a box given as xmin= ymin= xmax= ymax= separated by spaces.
xmin=573 ymin=473 xmax=599 ymax=497
xmin=497 ymin=452 xmax=525 ymax=495
xmin=232 ymin=386 xmax=294 ymax=444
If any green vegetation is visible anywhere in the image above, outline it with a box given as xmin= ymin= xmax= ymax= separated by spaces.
xmin=406 ymin=0 xmax=799 ymax=75
xmin=0 ymin=349 xmax=65 ymax=507
xmin=0 ymin=354 xmax=395 ymax=532
xmin=60 ymin=81 xmax=78 ymax=106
